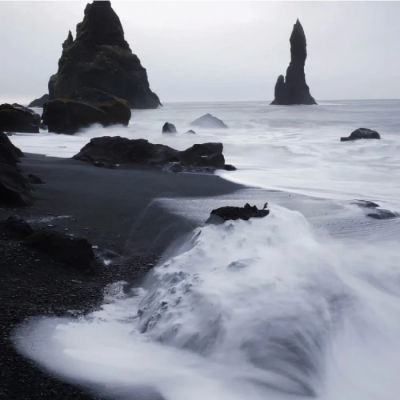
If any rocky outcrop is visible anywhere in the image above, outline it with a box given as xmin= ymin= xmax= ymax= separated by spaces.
xmin=28 ymin=174 xmax=45 ymax=184
xmin=0 ymin=131 xmax=31 ymax=206
xmin=49 ymin=1 xmax=160 ymax=109
xmin=0 ymin=216 xmax=33 ymax=239
xmin=206 ymin=203 xmax=270 ymax=224
xmin=42 ymin=87 xmax=131 ymax=134
xmin=28 ymin=94 xmax=49 ymax=108
xmin=190 ymin=114 xmax=228 ymax=129
xmin=162 ymin=122 xmax=177 ymax=134
xmin=271 ymin=20 xmax=316 ymax=105
xmin=340 ymin=128 xmax=380 ymax=142
xmin=73 ymin=136 xmax=235 ymax=172
xmin=0 ymin=104 xmax=41 ymax=133
xmin=24 ymin=229 xmax=96 ymax=274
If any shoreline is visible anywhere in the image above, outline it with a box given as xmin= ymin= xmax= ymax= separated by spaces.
xmin=0 ymin=153 xmax=244 ymax=399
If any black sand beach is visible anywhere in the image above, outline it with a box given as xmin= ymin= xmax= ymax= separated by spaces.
xmin=0 ymin=154 xmax=243 ymax=399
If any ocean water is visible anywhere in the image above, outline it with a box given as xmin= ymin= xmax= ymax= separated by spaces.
xmin=12 ymin=100 xmax=400 ymax=400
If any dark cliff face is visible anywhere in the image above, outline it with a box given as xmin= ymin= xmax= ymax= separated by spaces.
xmin=48 ymin=1 xmax=161 ymax=109
xmin=271 ymin=20 xmax=316 ymax=105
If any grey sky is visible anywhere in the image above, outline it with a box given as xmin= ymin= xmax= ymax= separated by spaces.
xmin=1 ymin=1 xmax=400 ymax=103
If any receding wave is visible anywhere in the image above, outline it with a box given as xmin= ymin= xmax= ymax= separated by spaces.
xmin=13 ymin=205 xmax=400 ymax=400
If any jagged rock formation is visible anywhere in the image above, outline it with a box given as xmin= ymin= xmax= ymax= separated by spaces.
xmin=49 ymin=1 xmax=160 ymax=109
xmin=42 ymin=87 xmax=131 ymax=134
xmin=271 ymin=20 xmax=316 ymax=105
xmin=28 ymin=94 xmax=49 ymax=108
xmin=73 ymin=137 xmax=235 ymax=172
xmin=340 ymin=128 xmax=381 ymax=142
xmin=0 ymin=131 xmax=31 ymax=206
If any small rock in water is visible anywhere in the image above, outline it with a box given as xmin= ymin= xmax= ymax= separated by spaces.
xmin=162 ymin=122 xmax=177 ymax=134
xmin=340 ymin=128 xmax=381 ymax=142
xmin=351 ymin=200 xmax=380 ymax=209
xmin=190 ymin=114 xmax=228 ymax=129
xmin=206 ymin=203 xmax=270 ymax=224
xmin=367 ymin=209 xmax=398 ymax=220
xmin=186 ymin=130 xmax=196 ymax=134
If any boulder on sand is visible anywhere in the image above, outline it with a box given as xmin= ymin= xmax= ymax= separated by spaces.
xmin=24 ymin=230 xmax=96 ymax=274
xmin=162 ymin=122 xmax=177 ymax=134
xmin=190 ymin=114 xmax=228 ymax=129
xmin=28 ymin=94 xmax=49 ymax=108
xmin=340 ymin=128 xmax=380 ymax=142
xmin=0 ymin=131 xmax=31 ymax=206
xmin=73 ymin=136 xmax=235 ymax=171
xmin=48 ymin=1 xmax=160 ymax=109
xmin=0 ymin=104 xmax=41 ymax=133
xmin=206 ymin=203 xmax=270 ymax=224
xmin=271 ymin=20 xmax=316 ymax=105
xmin=42 ymin=87 xmax=131 ymax=134
xmin=0 ymin=215 xmax=34 ymax=239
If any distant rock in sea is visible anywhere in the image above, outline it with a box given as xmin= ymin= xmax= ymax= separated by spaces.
xmin=206 ymin=203 xmax=270 ymax=224
xmin=340 ymin=128 xmax=381 ymax=142
xmin=162 ymin=122 xmax=177 ymax=134
xmin=271 ymin=20 xmax=316 ymax=106
xmin=48 ymin=1 xmax=160 ymax=109
xmin=43 ymin=87 xmax=131 ymax=134
xmin=0 ymin=103 xmax=41 ymax=133
xmin=28 ymin=94 xmax=49 ymax=108
xmin=190 ymin=114 xmax=228 ymax=129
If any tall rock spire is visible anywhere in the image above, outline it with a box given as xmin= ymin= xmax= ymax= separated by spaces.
xmin=271 ymin=20 xmax=316 ymax=105
xmin=48 ymin=1 xmax=161 ymax=109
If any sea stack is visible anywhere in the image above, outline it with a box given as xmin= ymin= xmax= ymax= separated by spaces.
xmin=48 ymin=1 xmax=161 ymax=109
xmin=271 ymin=19 xmax=316 ymax=105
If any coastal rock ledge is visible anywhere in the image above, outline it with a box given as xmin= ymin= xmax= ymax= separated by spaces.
xmin=271 ymin=20 xmax=316 ymax=106
xmin=48 ymin=1 xmax=160 ymax=109
xmin=73 ymin=137 xmax=235 ymax=172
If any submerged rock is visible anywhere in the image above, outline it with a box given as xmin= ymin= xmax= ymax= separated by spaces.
xmin=206 ymin=203 xmax=270 ymax=224
xmin=28 ymin=94 xmax=49 ymax=108
xmin=162 ymin=122 xmax=177 ymax=134
xmin=0 ymin=103 xmax=41 ymax=133
xmin=190 ymin=114 xmax=228 ymax=129
xmin=0 ymin=131 xmax=31 ymax=206
xmin=340 ymin=128 xmax=381 ymax=142
xmin=48 ymin=1 xmax=160 ymax=109
xmin=42 ymin=87 xmax=131 ymax=134
xmin=186 ymin=130 xmax=196 ymax=134
xmin=271 ymin=20 xmax=316 ymax=105
xmin=73 ymin=136 xmax=234 ymax=172
xmin=351 ymin=200 xmax=380 ymax=209
xmin=367 ymin=209 xmax=398 ymax=220
xmin=24 ymin=230 xmax=96 ymax=274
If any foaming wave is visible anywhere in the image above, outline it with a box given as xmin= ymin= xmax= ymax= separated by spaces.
xmin=14 ymin=206 xmax=400 ymax=400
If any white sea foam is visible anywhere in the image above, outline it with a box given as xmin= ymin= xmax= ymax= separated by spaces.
xmin=14 ymin=205 xmax=400 ymax=400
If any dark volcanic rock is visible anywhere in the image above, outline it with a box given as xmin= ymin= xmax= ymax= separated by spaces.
xmin=0 ymin=104 xmax=41 ymax=133
xmin=271 ymin=20 xmax=316 ymax=106
xmin=367 ymin=209 xmax=398 ymax=220
xmin=162 ymin=122 xmax=177 ymax=134
xmin=206 ymin=203 xmax=270 ymax=224
xmin=49 ymin=1 xmax=160 ymax=109
xmin=24 ymin=230 xmax=96 ymax=274
xmin=28 ymin=94 xmax=49 ymax=108
xmin=42 ymin=87 xmax=131 ymax=134
xmin=0 ymin=131 xmax=31 ymax=206
xmin=28 ymin=173 xmax=45 ymax=184
xmin=351 ymin=200 xmax=380 ymax=209
xmin=190 ymin=114 xmax=228 ymax=129
xmin=340 ymin=128 xmax=381 ymax=142
xmin=73 ymin=136 xmax=234 ymax=171
xmin=186 ymin=130 xmax=196 ymax=134
xmin=224 ymin=164 xmax=237 ymax=171
xmin=0 ymin=216 xmax=33 ymax=239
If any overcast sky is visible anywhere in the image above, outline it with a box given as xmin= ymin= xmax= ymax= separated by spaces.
xmin=1 ymin=1 xmax=399 ymax=103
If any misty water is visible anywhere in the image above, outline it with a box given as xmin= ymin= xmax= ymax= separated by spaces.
xmin=13 ymin=100 xmax=400 ymax=400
